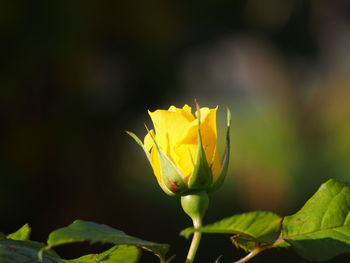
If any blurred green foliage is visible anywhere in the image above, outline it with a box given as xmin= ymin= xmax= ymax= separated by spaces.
xmin=1 ymin=0 xmax=350 ymax=262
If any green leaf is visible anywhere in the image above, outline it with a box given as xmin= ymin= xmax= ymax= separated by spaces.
xmin=47 ymin=220 xmax=169 ymax=260
xmin=69 ymin=245 xmax=140 ymax=263
xmin=282 ymin=179 xmax=350 ymax=261
xmin=7 ymin=223 xmax=31 ymax=241
xmin=0 ymin=239 xmax=64 ymax=263
xmin=181 ymin=211 xmax=282 ymax=252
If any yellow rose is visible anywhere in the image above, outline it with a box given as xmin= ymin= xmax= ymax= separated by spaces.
xmin=128 ymin=103 xmax=230 ymax=195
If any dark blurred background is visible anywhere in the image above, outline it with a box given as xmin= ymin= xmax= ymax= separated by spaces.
xmin=1 ymin=0 xmax=350 ymax=262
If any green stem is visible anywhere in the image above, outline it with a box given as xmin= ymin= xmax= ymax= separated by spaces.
xmin=185 ymin=218 xmax=202 ymax=263
xmin=157 ymin=253 xmax=166 ymax=263
xmin=181 ymin=191 xmax=208 ymax=263
xmin=233 ymin=237 xmax=285 ymax=263
xmin=233 ymin=248 xmax=261 ymax=263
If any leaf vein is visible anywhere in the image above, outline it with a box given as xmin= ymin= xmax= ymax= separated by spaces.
xmin=285 ymin=224 xmax=350 ymax=239
xmin=320 ymin=186 xmax=346 ymax=229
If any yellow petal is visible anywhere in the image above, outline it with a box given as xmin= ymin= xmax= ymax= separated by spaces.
xmin=143 ymin=129 xmax=162 ymax=182
xmin=150 ymin=146 xmax=162 ymax=182
xmin=168 ymin=104 xmax=195 ymax=122
xmin=148 ymin=108 xmax=192 ymax=157
xmin=210 ymin=148 xmax=221 ymax=182
xmin=198 ymin=107 xmax=221 ymax=181
xmin=198 ymin=107 xmax=218 ymax=160
xmin=144 ymin=129 xmax=155 ymax=152
xmin=146 ymin=105 xmax=220 ymax=183
xmin=172 ymin=106 xmax=220 ymax=181
xmin=172 ymin=144 xmax=197 ymax=180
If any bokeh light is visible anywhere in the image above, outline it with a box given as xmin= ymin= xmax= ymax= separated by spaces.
xmin=1 ymin=1 xmax=350 ymax=262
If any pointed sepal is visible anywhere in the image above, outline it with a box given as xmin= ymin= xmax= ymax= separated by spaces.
xmin=126 ymin=131 xmax=151 ymax=164
xmin=127 ymin=130 xmax=178 ymax=195
xmin=146 ymin=127 xmax=188 ymax=196
xmin=188 ymin=100 xmax=213 ymax=190
xmin=209 ymin=107 xmax=231 ymax=192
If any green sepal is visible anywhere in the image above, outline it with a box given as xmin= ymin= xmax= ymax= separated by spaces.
xmin=127 ymin=131 xmax=174 ymax=195
xmin=209 ymin=107 xmax=231 ymax=192
xmin=146 ymin=127 xmax=188 ymax=196
xmin=126 ymin=131 xmax=151 ymax=164
xmin=187 ymin=102 xmax=214 ymax=190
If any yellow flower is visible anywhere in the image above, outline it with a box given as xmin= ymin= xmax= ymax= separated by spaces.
xmin=128 ymin=102 xmax=231 ymax=195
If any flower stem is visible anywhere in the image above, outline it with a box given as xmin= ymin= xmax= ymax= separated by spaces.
xmin=185 ymin=218 xmax=202 ymax=263
xmin=181 ymin=191 xmax=208 ymax=263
